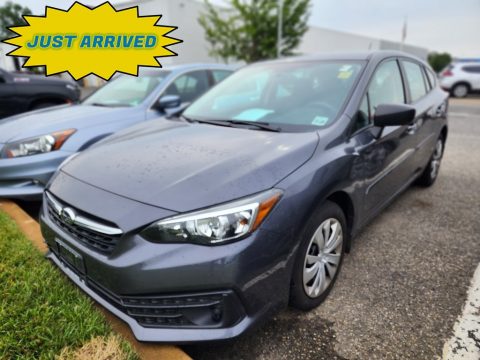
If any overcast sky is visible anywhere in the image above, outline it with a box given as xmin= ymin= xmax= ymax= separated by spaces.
xmin=3 ymin=0 xmax=479 ymax=57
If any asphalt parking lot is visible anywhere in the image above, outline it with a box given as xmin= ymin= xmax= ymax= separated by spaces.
xmin=184 ymin=98 xmax=480 ymax=359
xmin=13 ymin=97 xmax=480 ymax=359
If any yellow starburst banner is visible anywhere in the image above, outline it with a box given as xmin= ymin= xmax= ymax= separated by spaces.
xmin=3 ymin=1 xmax=182 ymax=80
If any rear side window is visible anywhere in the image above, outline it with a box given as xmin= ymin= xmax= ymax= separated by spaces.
xmin=462 ymin=65 xmax=480 ymax=73
xmin=403 ymin=61 xmax=428 ymax=102
xmin=211 ymin=70 xmax=232 ymax=84
xmin=369 ymin=60 xmax=405 ymax=113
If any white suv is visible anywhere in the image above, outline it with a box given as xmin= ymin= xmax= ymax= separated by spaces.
xmin=439 ymin=62 xmax=480 ymax=98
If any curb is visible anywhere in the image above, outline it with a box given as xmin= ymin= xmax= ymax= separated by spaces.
xmin=0 ymin=200 xmax=191 ymax=360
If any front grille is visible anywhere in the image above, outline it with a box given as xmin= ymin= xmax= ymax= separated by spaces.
xmin=47 ymin=199 xmax=121 ymax=254
xmin=87 ymin=279 xmax=236 ymax=329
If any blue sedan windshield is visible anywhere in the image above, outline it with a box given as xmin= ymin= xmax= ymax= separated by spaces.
xmin=184 ymin=61 xmax=363 ymax=129
xmin=83 ymin=71 xmax=170 ymax=107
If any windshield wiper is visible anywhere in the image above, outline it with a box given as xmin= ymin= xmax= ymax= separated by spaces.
xmin=185 ymin=118 xmax=280 ymax=132
xmin=179 ymin=115 xmax=199 ymax=123
xmin=182 ymin=117 xmax=235 ymax=128
xmin=90 ymin=102 xmax=110 ymax=107
xmin=90 ymin=103 xmax=130 ymax=108
xmin=222 ymin=120 xmax=281 ymax=132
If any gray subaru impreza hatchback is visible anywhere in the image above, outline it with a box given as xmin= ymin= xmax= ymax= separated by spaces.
xmin=40 ymin=51 xmax=448 ymax=342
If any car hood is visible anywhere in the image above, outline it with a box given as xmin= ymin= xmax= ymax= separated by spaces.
xmin=61 ymin=121 xmax=319 ymax=212
xmin=0 ymin=105 xmax=143 ymax=143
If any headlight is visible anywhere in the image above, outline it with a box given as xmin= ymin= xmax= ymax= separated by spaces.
xmin=141 ymin=189 xmax=283 ymax=245
xmin=1 ymin=129 xmax=76 ymax=158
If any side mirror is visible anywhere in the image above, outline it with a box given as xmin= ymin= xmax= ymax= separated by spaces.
xmin=373 ymin=104 xmax=416 ymax=127
xmin=154 ymin=95 xmax=181 ymax=112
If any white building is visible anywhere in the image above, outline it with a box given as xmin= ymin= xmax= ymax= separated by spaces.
xmin=0 ymin=0 xmax=429 ymax=80
xmin=0 ymin=43 xmax=17 ymax=71
xmin=115 ymin=0 xmax=429 ymax=63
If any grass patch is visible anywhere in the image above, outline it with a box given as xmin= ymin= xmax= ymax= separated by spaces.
xmin=57 ymin=334 xmax=133 ymax=360
xmin=0 ymin=212 xmax=138 ymax=360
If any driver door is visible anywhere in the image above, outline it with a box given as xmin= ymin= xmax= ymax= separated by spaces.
xmin=351 ymin=59 xmax=417 ymax=216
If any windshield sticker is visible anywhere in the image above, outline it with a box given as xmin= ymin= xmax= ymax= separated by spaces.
xmin=312 ymin=116 xmax=329 ymax=126
xmin=233 ymin=108 xmax=274 ymax=122
xmin=338 ymin=65 xmax=354 ymax=80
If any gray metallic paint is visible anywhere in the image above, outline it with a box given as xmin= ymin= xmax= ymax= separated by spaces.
xmin=40 ymin=51 xmax=449 ymax=342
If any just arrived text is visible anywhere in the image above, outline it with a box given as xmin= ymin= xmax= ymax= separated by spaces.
xmin=26 ymin=34 xmax=157 ymax=49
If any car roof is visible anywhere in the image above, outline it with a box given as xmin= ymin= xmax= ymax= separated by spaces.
xmin=136 ymin=63 xmax=235 ymax=77
xmin=253 ymin=50 xmax=427 ymax=66
xmin=453 ymin=62 xmax=480 ymax=66
xmin=165 ymin=63 xmax=234 ymax=72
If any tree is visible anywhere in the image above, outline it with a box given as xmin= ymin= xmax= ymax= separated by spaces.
xmin=0 ymin=1 xmax=32 ymax=40
xmin=199 ymin=0 xmax=311 ymax=63
xmin=428 ymin=52 xmax=452 ymax=73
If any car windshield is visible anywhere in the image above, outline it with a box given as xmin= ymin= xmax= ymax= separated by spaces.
xmin=183 ymin=61 xmax=363 ymax=131
xmin=83 ymin=71 xmax=171 ymax=107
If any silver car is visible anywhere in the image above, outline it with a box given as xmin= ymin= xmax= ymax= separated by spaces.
xmin=0 ymin=64 xmax=233 ymax=200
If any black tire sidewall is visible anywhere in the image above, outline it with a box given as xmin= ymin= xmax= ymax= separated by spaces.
xmin=290 ymin=201 xmax=347 ymax=311
xmin=417 ymin=137 xmax=445 ymax=187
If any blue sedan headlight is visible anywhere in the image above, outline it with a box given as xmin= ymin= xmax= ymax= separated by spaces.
xmin=1 ymin=129 xmax=76 ymax=158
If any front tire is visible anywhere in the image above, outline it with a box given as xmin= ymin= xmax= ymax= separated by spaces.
xmin=290 ymin=201 xmax=346 ymax=311
xmin=451 ymin=83 xmax=469 ymax=98
xmin=416 ymin=137 xmax=444 ymax=187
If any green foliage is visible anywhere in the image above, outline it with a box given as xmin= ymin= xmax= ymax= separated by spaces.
xmin=199 ymin=0 xmax=311 ymax=63
xmin=428 ymin=52 xmax=452 ymax=73
xmin=0 ymin=212 xmax=138 ymax=360
xmin=0 ymin=1 xmax=32 ymax=40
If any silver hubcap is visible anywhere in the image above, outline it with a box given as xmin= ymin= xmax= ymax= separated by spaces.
xmin=454 ymin=85 xmax=468 ymax=98
xmin=303 ymin=218 xmax=343 ymax=298
xmin=430 ymin=140 xmax=443 ymax=179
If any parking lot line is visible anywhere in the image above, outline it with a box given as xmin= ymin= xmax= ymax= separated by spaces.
xmin=0 ymin=200 xmax=191 ymax=360
xmin=442 ymin=263 xmax=480 ymax=359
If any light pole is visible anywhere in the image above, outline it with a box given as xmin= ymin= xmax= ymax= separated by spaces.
xmin=277 ymin=0 xmax=283 ymax=58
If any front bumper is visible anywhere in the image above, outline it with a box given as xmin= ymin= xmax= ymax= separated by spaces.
xmin=46 ymin=251 xmax=256 ymax=342
xmin=0 ymin=151 xmax=72 ymax=200
xmin=40 ymin=183 xmax=294 ymax=342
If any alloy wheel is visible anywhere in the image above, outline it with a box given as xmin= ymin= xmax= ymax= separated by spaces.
xmin=303 ymin=218 xmax=343 ymax=298
xmin=453 ymin=84 xmax=468 ymax=98
xmin=430 ymin=139 xmax=443 ymax=180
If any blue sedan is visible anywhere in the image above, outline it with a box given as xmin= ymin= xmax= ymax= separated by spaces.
xmin=0 ymin=63 xmax=233 ymax=200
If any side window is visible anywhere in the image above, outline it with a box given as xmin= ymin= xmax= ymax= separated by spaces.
xmin=211 ymin=70 xmax=231 ymax=84
xmin=354 ymin=60 xmax=405 ymax=132
xmin=463 ymin=66 xmax=480 ymax=74
xmin=353 ymin=96 xmax=370 ymax=132
xmin=165 ymin=71 xmax=209 ymax=103
xmin=403 ymin=61 xmax=428 ymax=102
xmin=369 ymin=60 xmax=405 ymax=115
